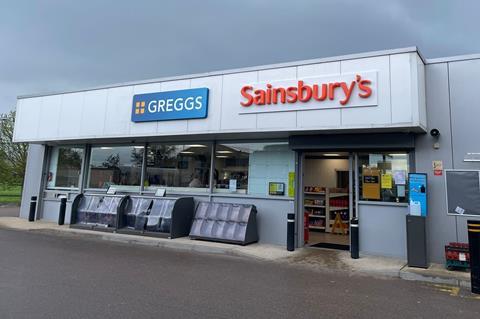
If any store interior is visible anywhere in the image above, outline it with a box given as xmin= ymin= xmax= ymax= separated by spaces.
xmin=303 ymin=153 xmax=351 ymax=250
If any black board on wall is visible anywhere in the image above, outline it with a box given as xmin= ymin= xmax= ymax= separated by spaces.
xmin=445 ymin=170 xmax=480 ymax=216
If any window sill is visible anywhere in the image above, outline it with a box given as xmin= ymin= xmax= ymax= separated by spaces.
xmin=358 ymin=200 xmax=408 ymax=207
xmin=212 ymin=193 xmax=294 ymax=201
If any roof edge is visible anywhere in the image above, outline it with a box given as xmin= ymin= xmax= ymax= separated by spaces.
xmin=18 ymin=46 xmax=420 ymax=100
xmin=426 ymin=53 xmax=480 ymax=64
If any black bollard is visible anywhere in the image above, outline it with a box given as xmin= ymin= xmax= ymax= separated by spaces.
xmin=58 ymin=197 xmax=67 ymax=225
xmin=468 ymin=220 xmax=480 ymax=294
xmin=287 ymin=213 xmax=295 ymax=251
xmin=28 ymin=196 xmax=37 ymax=222
xmin=350 ymin=218 xmax=359 ymax=259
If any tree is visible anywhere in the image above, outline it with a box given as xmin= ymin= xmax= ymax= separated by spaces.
xmin=0 ymin=110 xmax=28 ymax=186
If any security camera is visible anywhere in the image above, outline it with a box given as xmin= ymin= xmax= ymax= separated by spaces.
xmin=430 ymin=129 xmax=440 ymax=137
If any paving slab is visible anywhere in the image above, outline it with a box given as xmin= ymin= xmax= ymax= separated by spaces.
xmin=400 ymin=263 xmax=471 ymax=288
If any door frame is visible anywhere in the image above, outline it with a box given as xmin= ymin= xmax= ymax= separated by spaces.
xmin=296 ymin=151 xmax=356 ymax=249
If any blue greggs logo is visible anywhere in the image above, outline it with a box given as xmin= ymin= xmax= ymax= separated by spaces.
xmin=131 ymin=88 xmax=209 ymax=122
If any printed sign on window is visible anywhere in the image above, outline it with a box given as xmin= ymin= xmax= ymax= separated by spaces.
xmin=362 ymin=168 xmax=380 ymax=200
xmin=381 ymin=174 xmax=392 ymax=189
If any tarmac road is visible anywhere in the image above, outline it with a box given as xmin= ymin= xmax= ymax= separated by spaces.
xmin=0 ymin=228 xmax=479 ymax=319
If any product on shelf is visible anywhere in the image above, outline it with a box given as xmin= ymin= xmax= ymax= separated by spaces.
xmin=309 ymin=219 xmax=325 ymax=227
xmin=304 ymin=186 xmax=325 ymax=193
xmin=304 ymin=199 xmax=325 ymax=206
xmin=329 ymin=198 xmax=349 ymax=207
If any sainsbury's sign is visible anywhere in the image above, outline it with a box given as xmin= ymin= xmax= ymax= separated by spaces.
xmin=239 ymin=72 xmax=377 ymax=114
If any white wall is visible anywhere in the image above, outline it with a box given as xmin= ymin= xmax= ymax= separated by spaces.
xmin=19 ymin=145 xmax=45 ymax=219
xmin=304 ymin=159 xmax=349 ymax=188
xmin=14 ymin=51 xmax=426 ymax=143
xmin=248 ymin=149 xmax=295 ymax=196
xmin=359 ymin=203 xmax=408 ymax=259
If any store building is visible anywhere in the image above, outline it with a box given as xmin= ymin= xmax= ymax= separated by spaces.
xmin=13 ymin=47 xmax=480 ymax=263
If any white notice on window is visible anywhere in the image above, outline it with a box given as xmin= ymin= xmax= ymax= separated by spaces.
xmin=455 ymin=206 xmax=465 ymax=215
xmin=393 ymin=170 xmax=406 ymax=185
xmin=459 ymin=253 xmax=466 ymax=262
xmin=229 ymin=179 xmax=237 ymax=192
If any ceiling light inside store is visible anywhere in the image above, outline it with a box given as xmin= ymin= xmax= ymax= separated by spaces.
xmin=186 ymin=144 xmax=207 ymax=148
xmin=180 ymin=151 xmax=195 ymax=154
xmin=216 ymin=155 xmax=229 ymax=158
xmin=323 ymin=153 xmax=340 ymax=156
xmin=216 ymin=150 xmax=233 ymax=154
xmin=133 ymin=146 xmax=144 ymax=149
xmin=100 ymin=147 xmax=113 ymax=150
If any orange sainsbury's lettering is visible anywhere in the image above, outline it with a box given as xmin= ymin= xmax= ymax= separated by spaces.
xmin=239 ymin=74 xmax=373 ymax=107
xmin=357 ymin=74 xmax=372 ymax=98
xmin=240 ymin=86 xmax=254 ymax=106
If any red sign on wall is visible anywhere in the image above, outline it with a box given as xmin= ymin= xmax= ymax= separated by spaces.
xmin=239 ymin=71 xmax=377 ymax=114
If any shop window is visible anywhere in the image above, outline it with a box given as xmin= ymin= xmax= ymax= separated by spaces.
xmin=87 ymin=145 xmax=144 ymax=190
xmin=358 ymin=152 xmax=410 ymax=203
xmin=214 ymin=142 xmax=295 ymax=197
xmin=47 ymin=146 xmax=84 ymax=189
xmin=144 ymin=144 xmax=211 ymax=192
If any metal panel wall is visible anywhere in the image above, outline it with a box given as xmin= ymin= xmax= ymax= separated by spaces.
xmin=448 ymin=59 xmax=480 ymax=242
xmin=14 ymin=51 xmax=427 ymax=143
xmin=19 ymin=144 xmax=45 ymax=219
xmin=415 ymin=63 xmax=457 ymax=263
xmin=358 ymin=203 xmax=408 ymax=259
xmin=296 ymin=62 xmax=341 ymax=128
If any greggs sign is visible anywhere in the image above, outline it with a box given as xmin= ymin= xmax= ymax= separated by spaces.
xmin=239 ymin=71 xmax=377 ymax=114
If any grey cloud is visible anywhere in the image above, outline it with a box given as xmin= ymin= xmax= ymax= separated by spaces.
xmin=1 ymin=0 xmax=479 ymax=113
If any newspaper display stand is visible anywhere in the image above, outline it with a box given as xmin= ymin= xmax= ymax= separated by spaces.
xmin=117 ymin=196 xmax=194 ymax=239
xmin=189 ymin=202 xmax=258 ymax=245
xmin=70 ymin=194 xmax=127 ymax=232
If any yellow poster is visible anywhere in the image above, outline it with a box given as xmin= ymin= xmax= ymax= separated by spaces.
xmin=288 ymin=172 xmax=295 ymax=197
xmin=381 ymin=174 xmax=392 ymax=189
xmin=362 ymin=168 xmax=380 ymax=200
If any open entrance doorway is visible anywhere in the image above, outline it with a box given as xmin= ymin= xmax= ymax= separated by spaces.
xmin=302 ymin=152 xmax=352 ymax=250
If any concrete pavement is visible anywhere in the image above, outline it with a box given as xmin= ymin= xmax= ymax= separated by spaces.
xmin=0 ymin=205 xmax=19 ymax=217
xmin=0 ymin=216 xmax=472 ymax=289
xmin=1 ymin=228 xmax=479 ymax=319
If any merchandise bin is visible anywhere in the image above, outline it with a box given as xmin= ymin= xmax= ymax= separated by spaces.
xmin=70 ymin=193 xmax=128 ymax=232
xmin=117 ymin=196 xmax=194 ymax=239
xmin=445 ymin=242 xmax=470 ymax=270
xmin=189 ymin=202 xmax=258 ymax=245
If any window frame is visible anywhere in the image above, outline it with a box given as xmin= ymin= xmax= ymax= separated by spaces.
xmin=212 ymin=139 xmax=295 ymax=198
xmin=143 ymin=141 xmax=214 ymax=194
xmin=58 ymin=138 xmax=293 ymax=200
xmin=85 ymin=143 xmax=146 ymax=192
xmin=356 ymin=151 xmax=412 ymax=204
xmin=45 ymin=144 xmax=85 ymax=191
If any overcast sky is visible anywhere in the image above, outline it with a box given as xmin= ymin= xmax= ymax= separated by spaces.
xmin=1 ymin=0 xmax=479 ymax=113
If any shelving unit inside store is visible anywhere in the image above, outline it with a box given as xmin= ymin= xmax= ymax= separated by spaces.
xmin=304 ymin=187 xmax=326 ymax=230
xmin=304 ymin=187 xmax=350 ymax=234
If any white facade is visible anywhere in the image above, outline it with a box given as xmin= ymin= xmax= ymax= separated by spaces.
xmin=14 ymin=48 xmax=426 ymax=143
